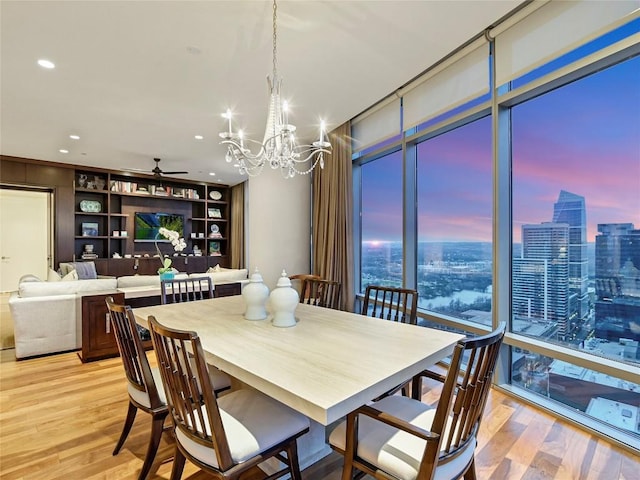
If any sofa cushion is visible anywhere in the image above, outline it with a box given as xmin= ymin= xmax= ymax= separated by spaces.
xmin=19 ymin=278 xmax=117 ymax=298
xmin=199 ymin=268 xmax=248 ymax=284
xmin=19 ymin=274 xmax=42 ymax=283
xmin=117 ymin=275 xmax=161 ymax=289
xmin=48 ymin=268 xmax=79 ymax=282
xmin=116 ymin=273 xmax=188 ymax=289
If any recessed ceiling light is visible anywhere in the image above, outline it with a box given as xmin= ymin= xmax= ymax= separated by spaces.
xmin=59 ymin=149 xmax=69 ymax=154
xmin=209 ymin=172 xmax=216 ymax=176
xmin=194 ymin=135 xmax=204 ymax=140
xmin=37 ymin=59 xmax=55 ymax=69
xmin=69 ymin=134 xmax=80 ymax=140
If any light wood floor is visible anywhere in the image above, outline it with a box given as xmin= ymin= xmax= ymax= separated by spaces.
xmin=0 ymin=349 xmax=637 ymax=480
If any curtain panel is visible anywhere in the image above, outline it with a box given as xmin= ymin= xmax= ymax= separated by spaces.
xmin=230 ymin=181 xmax=245 ymax=269
xmin=312 ymin=121 xmax=354 ymax=311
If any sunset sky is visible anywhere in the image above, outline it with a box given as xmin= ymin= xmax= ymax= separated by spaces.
xmin=361 ymin=54 xmax=639 ymax=244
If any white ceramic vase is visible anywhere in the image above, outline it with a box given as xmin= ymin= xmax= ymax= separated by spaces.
xmin=270 ymin=270 xmax=299 ymax=328
xmin=242 ymin=268 xmax=269 ymax=320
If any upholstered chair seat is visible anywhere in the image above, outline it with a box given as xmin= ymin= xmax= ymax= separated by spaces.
xmin=329 ymin=395 xmax=476 ymax=480
xmin=126 ymin=367 xmax=167 ymax=408
xmin=175 ymin=389 xmax=310 ymax=468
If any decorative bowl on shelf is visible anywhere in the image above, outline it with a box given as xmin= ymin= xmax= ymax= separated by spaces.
xmin=79 ymin=200 xmax=102 ymax=213
xmin=209 ymin=190 xmax=222 ymax=200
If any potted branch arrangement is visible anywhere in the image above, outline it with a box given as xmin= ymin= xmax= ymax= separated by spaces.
xmin=156 ymin=227 xmax=187 ymax=280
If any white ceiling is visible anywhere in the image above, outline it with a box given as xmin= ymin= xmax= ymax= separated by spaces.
xmin=1 ymin=0 xmax=522 ymax=186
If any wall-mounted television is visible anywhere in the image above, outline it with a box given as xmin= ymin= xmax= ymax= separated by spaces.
xmin=134 ymin=212 xmax=184 ymax=242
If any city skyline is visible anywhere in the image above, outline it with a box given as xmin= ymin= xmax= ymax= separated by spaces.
xmin=361 ymin=55 xmax=639 ymax=243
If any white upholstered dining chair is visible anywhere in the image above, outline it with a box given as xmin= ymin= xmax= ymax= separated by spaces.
xmin=148 ymin=315 xmax=311 ymax=480
xmin=329 ymin=323 xmax=506 ymax=480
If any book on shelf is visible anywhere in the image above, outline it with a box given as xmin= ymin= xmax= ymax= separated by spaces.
xmin=110 ymin=180 xmax=141 ymax=193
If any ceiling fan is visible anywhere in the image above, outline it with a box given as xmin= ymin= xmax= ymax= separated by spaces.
xmin=123 ymin=158 xmax=188 ymax=178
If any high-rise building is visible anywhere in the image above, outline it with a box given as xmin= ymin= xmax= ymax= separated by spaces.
xmin=513 ymin=223 xmax=570 ymax=338
xmin=552 ymin=190 xmax=589 ymax=327
xmin=595 ymin=223 xmax=640 ymax=346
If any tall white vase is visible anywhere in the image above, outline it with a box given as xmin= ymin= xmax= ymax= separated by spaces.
xmin=242 ymin=268 xmax=269 ymax=320
xmin=270 ymin=270 xmax=299 ymax=328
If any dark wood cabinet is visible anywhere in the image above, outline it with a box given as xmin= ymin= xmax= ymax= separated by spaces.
xmin=213 ymin=282 xmax=242 ymax=297
xmin=79 ymin=286 xmax=238 ymax=362
xmin=80 ymin=292 xmax=125 ymax=362
xmin=80 ymin=291 xmax=155 ymax=362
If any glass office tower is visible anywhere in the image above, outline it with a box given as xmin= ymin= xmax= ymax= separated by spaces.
xmin=552 ymin=191 xmax=589 ymax=329
xmin=595 ymin=223 xmax=640 ymax=354
xmin=513 ymin=223 xmax=570 ymax=339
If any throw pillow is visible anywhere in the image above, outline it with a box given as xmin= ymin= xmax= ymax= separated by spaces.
xmin=59 ymin=261 xmax=97 ymax=279
xmin=61 ymin=269 xmax=79 ymax=281
xmin=48 ymin=268 xmax=62 ymax=282
xmin=207 ymin=264 xmax=222 ymax=273
xmin=73 ymin=261 xmax=98 ymax=280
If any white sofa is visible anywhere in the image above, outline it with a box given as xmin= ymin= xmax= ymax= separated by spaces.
xmin=9 ymin=277 xmax=118 ymax=359
xmin=9 ymin=266 xmax=249 ymax=359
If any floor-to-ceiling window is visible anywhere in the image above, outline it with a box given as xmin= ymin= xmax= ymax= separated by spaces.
xmin=510 ymin=54 xmax=640 ymax=438
xmin=352 ymin=2 xmax=640 ymax=450
xmin=360 ymin=150 xmax=403 ymax=291
xmin=416 ymin=116 xmax=493 ymax=322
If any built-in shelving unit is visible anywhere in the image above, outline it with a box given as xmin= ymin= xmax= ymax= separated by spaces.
xmin=73 ymin=169 xmax=231 ymax=274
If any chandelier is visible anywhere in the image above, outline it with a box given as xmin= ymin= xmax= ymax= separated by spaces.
xmin=219 ymin=0 xmax=331 ymax=178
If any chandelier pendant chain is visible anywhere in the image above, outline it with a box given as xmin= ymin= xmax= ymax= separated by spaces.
xmin=272 ymin=0 xmax=277 ymax=82
xmin=219 ymin=0 xmax=331 ymax=179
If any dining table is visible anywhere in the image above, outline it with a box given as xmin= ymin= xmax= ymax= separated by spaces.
xmin=133 ymin=295 xmax=464 ymax=471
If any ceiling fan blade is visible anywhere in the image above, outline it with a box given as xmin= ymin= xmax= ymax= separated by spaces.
xmin=161 ymin=171 xmax=189 ymax=175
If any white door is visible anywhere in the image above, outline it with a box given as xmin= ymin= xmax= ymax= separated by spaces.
xmin=0 ymin=189 xmax=52 ymax=292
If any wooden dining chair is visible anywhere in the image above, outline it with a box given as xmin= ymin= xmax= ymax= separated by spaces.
xmin=289 ymin=273 xmax=322 ymax=298
xmin=300 ymin=277 xmax=342 ymax=310
xmin=106 ymin=296 xmax=169 ymax=480
xmin=362 ymin=285 xmax=418 ymax=325
xmin=106 ymin=297 xmax=231 ymax=479
xmin=147 ymin=315 xmax=310 ymax=480
xmin=159 ymin=277 xmax=231 ymax=394
xmin=361 ymin=285 xmax=419 ymax=398
xmin=160 ymin=276 xmax=213 ymax=304
xmin=329 ymin=323 xmax=506 ymax=480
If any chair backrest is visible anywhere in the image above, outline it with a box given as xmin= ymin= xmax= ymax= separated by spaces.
xmin=300 ymin=277 xmax=342 ymax=310
xmin=419 ymin=322 xmax=506 ymax=477
xmin=362 ymin=285 xmax=418 ymax=325
xmin=161 ymin=276 xmax=213 ymax=304
xmin=148 ymin=315 xmax=234 ymax=470
xmin=289 ymin=273 xmax=322 ymax=297
xmin=105 ymin=296 xmax=164 ymax=410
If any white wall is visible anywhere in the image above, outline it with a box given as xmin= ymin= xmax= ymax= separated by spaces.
xmin=246 ymin=172 xmax=311 ymax=290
